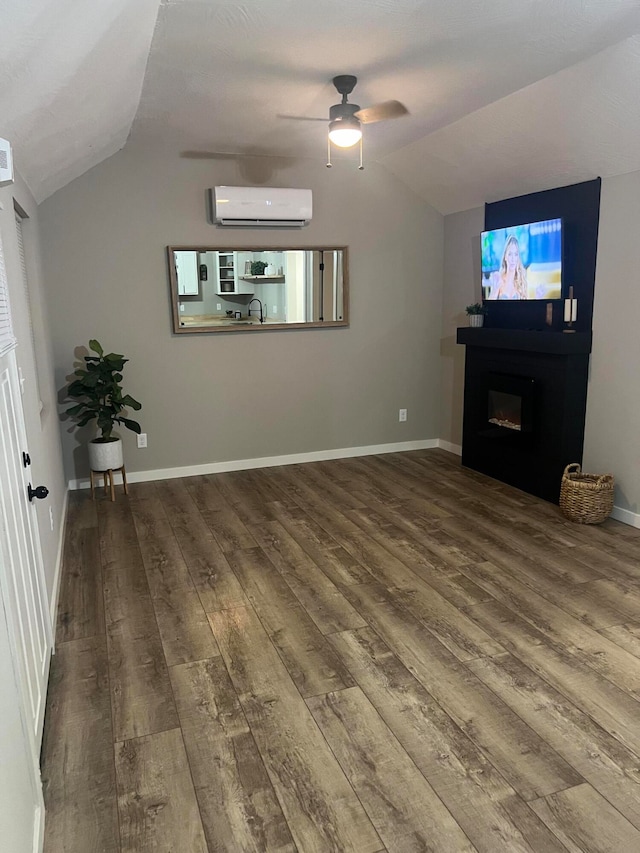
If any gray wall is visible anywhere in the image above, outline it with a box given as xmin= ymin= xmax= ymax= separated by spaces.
xmin=441 ymin=178 xmax=640 ymax=519
xmin=583 ymin=171 xmax=640 ymax=517
xmin=440 ymin=206 xmax=484 ymax=448
xmin=39 ymin=149 xmax=444 ymax=481
xmin=0 ymin=171 xmax=66 ymax=604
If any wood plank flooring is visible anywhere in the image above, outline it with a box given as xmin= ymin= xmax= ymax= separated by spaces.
xmin=41 ymin=450 xmax=640 ymax=852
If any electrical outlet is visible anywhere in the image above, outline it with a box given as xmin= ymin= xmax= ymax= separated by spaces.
xmin=217 ymin=303 xmax=222 ymax=310
xmin=272 ymin=305 xmax=277 ymax=314
xmin=49 ymin=506 xmax=54 ymax=531
xmin=399 ymin=408 xmax=407 ymax=422
xmin=137 ymin=433 xmax=148 ymax=448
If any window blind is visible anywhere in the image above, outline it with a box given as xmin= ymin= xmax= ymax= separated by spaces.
xmin=0 ymin=228 xmax=17 ymax=356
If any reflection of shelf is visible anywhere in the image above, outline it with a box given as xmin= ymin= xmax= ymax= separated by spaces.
xmin=240 ymin=275 xmax=285 ymax=282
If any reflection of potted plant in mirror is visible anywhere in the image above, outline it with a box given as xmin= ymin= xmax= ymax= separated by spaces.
xmin=250 ymin=261 xmax=268 ymax=276
xmin=465 ymin=303 xmax=487 ymax=328
xmin=65 ymin=340 xmax=142 ymax=472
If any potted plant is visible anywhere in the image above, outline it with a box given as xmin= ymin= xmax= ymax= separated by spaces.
xmin=65 ymin=340 xmax=142 ymax=471
xmin=465 ymin=303 xmax=487 ymax=328
xmin=250 ymin=260 xmax=268 ymax=276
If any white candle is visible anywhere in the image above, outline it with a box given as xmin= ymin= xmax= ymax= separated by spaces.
xmin=564 ymin=286 xmax=576 ymax=323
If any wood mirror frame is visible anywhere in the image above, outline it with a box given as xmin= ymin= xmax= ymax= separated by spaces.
xmin=168 ymin=246 xmax=349 ymax=334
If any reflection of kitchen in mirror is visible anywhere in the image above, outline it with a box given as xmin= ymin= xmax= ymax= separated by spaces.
xmin=168 ymin=247 xmax=348 ymax=333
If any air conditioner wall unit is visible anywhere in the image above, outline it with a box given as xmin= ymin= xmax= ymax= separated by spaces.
xmin=211 ymin=186 xmax=312 ymax=228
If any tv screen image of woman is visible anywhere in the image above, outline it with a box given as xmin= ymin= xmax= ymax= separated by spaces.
xmin=481 ymin=218 xmax=562 ymax=301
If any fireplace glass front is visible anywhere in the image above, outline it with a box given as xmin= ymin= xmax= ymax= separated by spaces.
xmin=483 ymin=372 xmax=535 ymax=435
xmin=488 ymin=390 xmax=522 ymax=431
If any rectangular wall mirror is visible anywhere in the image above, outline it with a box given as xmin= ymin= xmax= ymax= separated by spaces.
xmin=168 ymin=246 xmax=348 ymax=333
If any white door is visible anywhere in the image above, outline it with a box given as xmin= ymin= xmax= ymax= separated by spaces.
xmin=0 ymin=221 xmax=52 ymax=755
xmin=0 ymin=581 xmax=45 ymax=852
xmin=0 ymin=346 xmax=52 ymax=749
xmin=0 ymin=218 xmax=50 ymax=850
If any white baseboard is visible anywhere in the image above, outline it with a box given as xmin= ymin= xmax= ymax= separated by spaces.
xmin=49 ymin=487 xmax=69 ymax=633
xmin=611 ymin=505 xmax=640 ymax=529
xmin=68 ymin=439 xmax=440 ymax=490
xmin=66 ymin=440 xmax=640 ymax=531
xmin=437 ymin=440 xmax=462 ymax=456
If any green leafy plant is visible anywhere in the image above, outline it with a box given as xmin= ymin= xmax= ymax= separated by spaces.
xmin=465 ymin=302 xmax=487 ymax=315
xmin=250 ymin=260 xmax=268 ymax=276
xmin=66 ymin=340 xmax=142 ymax=442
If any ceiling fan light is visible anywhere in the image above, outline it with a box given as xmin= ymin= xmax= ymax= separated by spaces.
xmin=328 ymin=118 xmax=362 ymax=148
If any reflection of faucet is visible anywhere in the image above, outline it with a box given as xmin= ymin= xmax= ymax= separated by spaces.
xmin=248 ymin=298 xmax=264 ymax=323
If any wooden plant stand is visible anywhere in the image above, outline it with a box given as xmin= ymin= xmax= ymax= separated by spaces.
xmin=89 ymin=466 xmax=128 ymax=502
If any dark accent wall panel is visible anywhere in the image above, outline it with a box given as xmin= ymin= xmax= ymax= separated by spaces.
xmin=484 ymin=178 xmax=601 ymax=332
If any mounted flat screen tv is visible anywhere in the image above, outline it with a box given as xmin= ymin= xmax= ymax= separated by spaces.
xmin=482 ymin=218 xmax=562 ymax=301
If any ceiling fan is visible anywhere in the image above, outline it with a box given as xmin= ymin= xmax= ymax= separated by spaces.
xmin=280 ymin=75 xmax=408 ymax=157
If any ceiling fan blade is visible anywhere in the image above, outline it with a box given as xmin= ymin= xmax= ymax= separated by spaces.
xmin=276 ymin=114 xmax=327 ymax=122
xmin=354 ymin=100 xmax=409 ymax=124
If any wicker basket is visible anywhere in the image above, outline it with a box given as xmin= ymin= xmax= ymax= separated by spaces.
xmin=559 ymin=463 xmax=614 ymax=524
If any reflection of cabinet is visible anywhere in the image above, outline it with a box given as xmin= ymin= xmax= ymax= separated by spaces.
xmin=215 ymin=252 xmax=254 ymax=295
xmin=175 ymin=251 xmax=200 ymax=295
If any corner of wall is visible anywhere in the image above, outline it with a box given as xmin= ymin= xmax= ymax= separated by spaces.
xmin=48 ymin=486 xmax=69 ymax=633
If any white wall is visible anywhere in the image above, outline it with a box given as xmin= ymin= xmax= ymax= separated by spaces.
xmin=583 ymin=170 xmax=640 ymax=522
xmin=39 ymin=149 xmax=444 ymax=482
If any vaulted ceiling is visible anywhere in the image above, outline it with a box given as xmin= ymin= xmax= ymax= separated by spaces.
xmin=2 ymin=0 xmax=640 ymax=213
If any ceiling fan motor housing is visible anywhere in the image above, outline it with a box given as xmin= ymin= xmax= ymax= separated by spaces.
xmin=329 ymin=102 xmax=361 ymax=121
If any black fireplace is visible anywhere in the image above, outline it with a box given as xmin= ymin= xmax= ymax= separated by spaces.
xmin=457 ymin=328 xmax=591 ymax=503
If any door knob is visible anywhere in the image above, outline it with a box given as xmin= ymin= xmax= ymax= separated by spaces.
xmin=28 ymin=483 xmax=49 ymax=502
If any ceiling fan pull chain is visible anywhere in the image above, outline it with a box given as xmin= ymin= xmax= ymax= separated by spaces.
xmin=359 ymin=136 xmax=364 ymax=170
xmin=326 ymin=136 xmax=332 ymax=168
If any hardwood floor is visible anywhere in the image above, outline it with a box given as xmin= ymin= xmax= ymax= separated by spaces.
xmin=41 ymin=450 xmax=640 ymax=852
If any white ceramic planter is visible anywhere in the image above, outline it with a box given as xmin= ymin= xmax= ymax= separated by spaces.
xmin=88 ymin=437 xmax=123 ymax=471
xmin=469 ymin=315 xmax=484 ymax=328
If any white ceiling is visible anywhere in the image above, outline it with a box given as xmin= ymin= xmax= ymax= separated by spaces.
xmin=2 ymin=0 xmax=640 ymax=212
xmin=0 ymin=0 xmax=159 ymax=201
